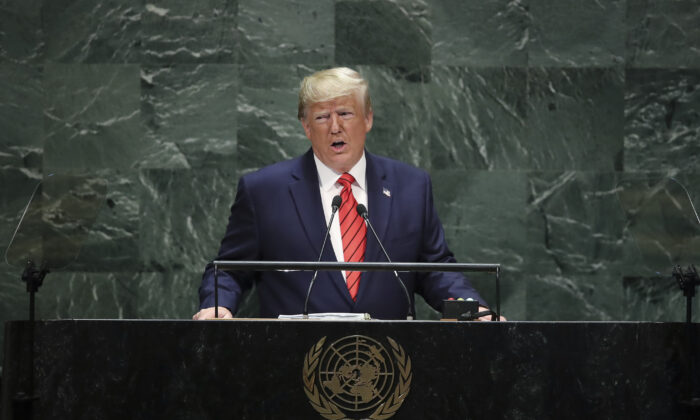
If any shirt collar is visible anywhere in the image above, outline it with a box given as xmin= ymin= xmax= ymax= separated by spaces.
xmin=313 ymin=151 xmax=367 ymax=192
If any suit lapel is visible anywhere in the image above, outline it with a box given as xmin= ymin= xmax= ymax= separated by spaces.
xmin=289 ymin=149 xmax=354 ymax=304
xmin=364 ymin=152 xmax=393 ymax=263
xmin=288 ymin=150 xmax=326 ymax=257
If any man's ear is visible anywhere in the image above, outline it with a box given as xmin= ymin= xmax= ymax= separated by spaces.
xmin=364 ymin=109 xmax=374 ymax=133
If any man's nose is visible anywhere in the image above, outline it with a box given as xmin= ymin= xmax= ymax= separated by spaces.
xmin=330 ymin=114 xmax=341 ymax=133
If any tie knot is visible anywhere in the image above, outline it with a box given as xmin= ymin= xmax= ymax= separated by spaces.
xmin=338 ymin=173 xmax=355 ymax=187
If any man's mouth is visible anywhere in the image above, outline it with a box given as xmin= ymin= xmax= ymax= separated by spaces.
xmin=331 ymin=141 xmax=346 ymax=151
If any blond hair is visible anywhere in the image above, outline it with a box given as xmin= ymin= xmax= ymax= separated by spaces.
xmin=297 ymin=67 xmax=372 ymax=120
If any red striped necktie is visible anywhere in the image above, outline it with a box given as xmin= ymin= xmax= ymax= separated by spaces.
xmin=337 ymin=173 xmax=366 ymax=301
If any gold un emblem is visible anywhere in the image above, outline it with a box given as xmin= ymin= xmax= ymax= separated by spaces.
xmin=302 ymin=335 xmax=412 ymax=419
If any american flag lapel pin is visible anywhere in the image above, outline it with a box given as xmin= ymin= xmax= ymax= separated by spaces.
xmin=382 ymin=187 xmax=391 ymax=197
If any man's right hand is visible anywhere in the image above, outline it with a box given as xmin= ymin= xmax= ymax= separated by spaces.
xmin=192 ymin=307 xmax=233 ymax=320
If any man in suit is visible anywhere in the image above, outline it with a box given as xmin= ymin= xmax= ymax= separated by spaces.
xmin=194 ymin=67 xmax=494 ymax=320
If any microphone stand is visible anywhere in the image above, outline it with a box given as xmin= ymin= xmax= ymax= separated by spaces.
xmin=668 ymin=179 xmax=700 ymax=409
xmin=357 ymin=205 xmax=413 ymax=320
xmin=22 ymin=260 xmax=49 ymax=324
xmin=672 ymin=265 xmax=700 ymax=409
xmin=6 ymin=179 xmax=50 ymax=420
xmin=11 ymin=259 xmax=47 ymax=420
xmin=673 ymin=265 xmax=699 ymax=325
xmin=303 ymin=195 xmax=341 ymax=318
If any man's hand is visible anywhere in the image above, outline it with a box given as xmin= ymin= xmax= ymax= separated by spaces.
xmin=477 ymin=306 xmax=507 ymax=322
xmin=192 ymin=307 xmax=233 ymax=320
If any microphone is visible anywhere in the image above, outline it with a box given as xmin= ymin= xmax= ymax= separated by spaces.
xmin=303 ymin=195 xmax=342 ymax=317
xmin=356 ymin=204 xmax=414 ymax=320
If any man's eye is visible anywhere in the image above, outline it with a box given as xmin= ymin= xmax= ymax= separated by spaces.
xmin=339 ymin=112 xmax=353 ymax=118
xmin=316 ymin=115 xmax=329 ymax=121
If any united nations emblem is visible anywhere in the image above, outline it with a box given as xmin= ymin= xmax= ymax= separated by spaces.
xmin=302 ymin=335 xmax=412 ymax=419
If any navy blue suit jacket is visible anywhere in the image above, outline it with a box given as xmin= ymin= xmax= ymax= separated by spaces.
xmin=199 ymin=149 xmax=485 ymax=319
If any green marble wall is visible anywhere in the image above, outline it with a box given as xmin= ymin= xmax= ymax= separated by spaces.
xmin=1 ymin=0 xmax=699 ymax=350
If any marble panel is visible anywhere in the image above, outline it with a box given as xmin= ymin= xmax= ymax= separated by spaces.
xmin=526 ymin=272 xmax=625 ymax=321
xmin=0 ymin=170 xmax=41 ymax=237
xmin=0 ymin=265 xmax=26 ymax=319
xmin=129 ymin=271 xmax=204 ymax=319
xmin=526 ymin=67 xmax=624 ymax=170
xmin=140 ymin=64 xmax=238 ymax=170
xmin=72 ymin=173 xmax=141 ymax=271
xmin=0 ymin=0 xmax=44 ymax=64
xmin=426 ymin=66 xmax=528 ymax=170
xmin=41 ymin=0 xmax=141 ymax=63
xmin=0 ymin=64 xmax=43 ymax=170
xmin=33 ymin=271 xmax=201 ymax=320
xmin=432 ymin=169 xmax=529 ymax=320
xmin=335 ymin=0 xmax=431 ymax=66
xmin=431 ymin=0 xmax=528 ymax=66
xmin=528 ymin=0 xmax=625 ymax=67
xmin=31 ymin=270 xmax=203 ymax=321
xmin=626 ymin=0 xmax=700 ymax=68
xmin=624 ymin=69 xmax=700 ymax=172
xmin=525 ymin=171 xmax=627 ymax=274
xmin=238 ymin=0 xmax=334 ymax=64
xmin=34 ymin=272 xmax=134 ymax=319
xmin=43 ymin=64 xmax=144 ymax=173
xmin=138 ymin=167 xmax=239 ymax=273
xmin=359 ymin=66 xmax=433 ymax=169
xmin=525 ymin=171 xmax=629 ymax=320
xmin=141 ymin=0 xmax=238 ymax=64
xmin=236 ymin=64 xmax=314 ymax=172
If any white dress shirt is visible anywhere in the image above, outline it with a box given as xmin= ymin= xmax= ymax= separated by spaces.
xmin=313 ymin=153 xmax=368 ymax=281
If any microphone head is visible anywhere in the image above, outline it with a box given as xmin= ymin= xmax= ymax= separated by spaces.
xmin=356 ymin=203 xmax=368 ymax=218
xmin=331 ymin=195 xmax=342 ymax=211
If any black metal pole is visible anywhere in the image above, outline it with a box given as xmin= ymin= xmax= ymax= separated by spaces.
xmin=212 ymin=260 xmax=500 ymax=273
xmin=214 ymin=265 xmax=219 ymax=319
xmin=212 ymin=260 xmax=502 ymax=321
xmin=495 ymin=266 xmax=501 ymax=321
xmin=14 ymin=260 xmax=47 ymax=420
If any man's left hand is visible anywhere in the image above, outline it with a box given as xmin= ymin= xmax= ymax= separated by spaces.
xmin=477 ymin=306 xmax=507 ymax=321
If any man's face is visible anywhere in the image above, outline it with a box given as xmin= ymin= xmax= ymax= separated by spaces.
xmin=301 ymin=94 xmax=373 ymax=173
